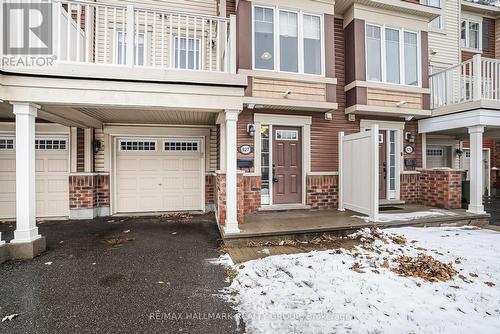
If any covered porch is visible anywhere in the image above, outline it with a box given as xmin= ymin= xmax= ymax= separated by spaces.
xmin=221 ymin=205 xmax=489 ymax=245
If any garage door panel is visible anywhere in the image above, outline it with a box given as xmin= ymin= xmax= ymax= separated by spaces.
xmin=47 ymin=179 xmax=68 ymax=193
xmin=0 ymin=159 xmax=15 ymax=172
xmin=182 ymin=159 xmax=200 ymax=171
xmin=163 ymin=159 xmax=181 ymax=171
xmin=116 ymin=138 xmax=203 ymax=213
xmin=140 ymin=159 xmax=161 ymax=171
xmin=35 ymin=159 xmax=45 ymax=172
xmin=0 ymin=179 xmax=16 ymax=193
xmin=47 ymin=159 xmax=69 ymax=172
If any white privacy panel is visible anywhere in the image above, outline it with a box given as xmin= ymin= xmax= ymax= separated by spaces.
xmin=339 ymin=124 xmax=379 ymax=221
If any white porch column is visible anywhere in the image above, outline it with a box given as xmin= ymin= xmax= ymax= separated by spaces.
xmin=467 ymin=125 xmax=486 ymax=214
xmin=224 ymin=109 xmax=240 ymax=234
xmin=11 ymin=103 xmax=41 ymax=243
xmin=0 ymin=233 xmax=4 ymax=246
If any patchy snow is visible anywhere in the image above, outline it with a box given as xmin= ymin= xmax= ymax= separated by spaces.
xmin=353 ymin=209 xmax=456 ymax=223
xmin=225 ymin=227 xmax=500 ymax=334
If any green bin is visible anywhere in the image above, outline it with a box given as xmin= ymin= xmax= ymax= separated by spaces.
xmin=462 ymin=180 xmax=470 ymax=204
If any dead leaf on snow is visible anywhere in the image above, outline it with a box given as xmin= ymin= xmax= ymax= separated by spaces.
xmin=391 ymin=253 xmax=458 ymax=282
xmin=469 ymin=272 xmax=478 ymax=278
xmin=372 ymin=269 xmax=380 ymax=274
xmin=239 ymin=264 xmax=245 ymax=269
xmin=350 ymin=262 xmax=365 ymax=273
xmin=449 ymin=285 xmax=460 ymax=289
xmin=1 ymin=314 xmax=19 ymax=322
xmin=485 ymin=282 xmax=495 ymax=287
xmin=382 ymin=260 xmax=390 ymax=269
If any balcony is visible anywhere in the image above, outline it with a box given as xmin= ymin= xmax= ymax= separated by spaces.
xmin=430 ymin=55 xmax=500 ymax=114
xmin=1 ymin=0 xmax=243 ymax=86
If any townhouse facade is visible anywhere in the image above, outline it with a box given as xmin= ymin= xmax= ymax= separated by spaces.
xmin=0 ymin=0 xmax=499 ymax=256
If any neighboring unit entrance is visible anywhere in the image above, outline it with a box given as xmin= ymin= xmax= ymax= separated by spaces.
xmin=378 ymin=130 xmax=398 ymax=200
xmin=272 ymin=127 xmax=302 ymax=204
xmin=115 ymin=138 xmax=203 ymax=213
xmin=0 ymin=136 xmax=70 ymax=219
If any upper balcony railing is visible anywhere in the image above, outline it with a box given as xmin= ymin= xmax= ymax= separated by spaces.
xmin=48 ymin=0 xmax=236 ymax=73
xmin=430 ymin=55 xmax=500 ymax=110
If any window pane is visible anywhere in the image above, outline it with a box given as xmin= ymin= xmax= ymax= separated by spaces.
xmin=385 ymin=28 xmax=400 ymax=84
xmin=404 ymin=31 xmax=418 ymax=86
xmin=460 ymin=20 xmax=466 ymax=47
xmin=254 ymin=7 xmax=274 ymax=70
xmin=279 ymin=11 xmax=298 ymax=72
xmin=469 ymin=22 xmax=479 ymax=49
xmin=303 ymin=15 xmax=321 ymax=74
xmin=175 ymin=37 xmax=200 ymax=69
xmin=429 ymin=16 xmax=442 ymax=29
xmin=366 ymin=25 xmax=381 ymax=81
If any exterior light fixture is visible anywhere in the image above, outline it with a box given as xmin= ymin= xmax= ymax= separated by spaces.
xmin=455 ymin=148 xmax=464 ymax=157
xmin=324 ymin=111 xmax=333 ymax=120
xmin=260 ymin=52 xmax=272 ymax=60
xmin=247 ymin=124 xmax=256 ymax=137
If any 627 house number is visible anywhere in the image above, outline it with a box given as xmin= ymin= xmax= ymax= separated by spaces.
xmin=239 ymin=145 xmax=252 ymax=155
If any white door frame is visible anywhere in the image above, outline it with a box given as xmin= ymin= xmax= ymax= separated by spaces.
xmin=462 ymin=147 xmax=491 ymax=197
xmin=360 ymin=120 xmax=403 ymax=201
xmin=111 ymin=135 xmax=205 ymax=215
xmin=252 ymin=114 xmax=312 ymax=207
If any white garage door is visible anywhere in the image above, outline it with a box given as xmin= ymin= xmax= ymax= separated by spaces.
xmin=0 ymin=136 xmax=70 ymax=219
xmin=115 ymin=138 xmax=203 ymax=213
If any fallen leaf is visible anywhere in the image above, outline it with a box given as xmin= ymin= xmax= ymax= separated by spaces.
xmin=485 ymin=281 xmax=495 ymax=287
xmin=372 ymin=269 xmax=380 ymax=274
xmin=469 ymin=272 xmax=478 ymax=278
xmin=239 ymin=264 xmax=245 ymax=269
xmin=449 ymin=285 xmax=460 ymax=289
xmin=382 ymin=260 xmax=390 ymax=269
xmin=1 ymin=314 xmax=18 ymax=322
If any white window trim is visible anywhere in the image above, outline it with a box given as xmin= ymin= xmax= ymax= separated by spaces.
xmin=365 ymin=23 xmax=422 ymax=88
xmin=163 ymin=139 xmax=201 ymax=152
xmin=171 ymin=36 xmax=202 ymax=70
xmin=118 ymin=139 xmax=158 ymax=152
xmin=461 ymin=18 xmax=482 ymax=52
xmin=0 ymin=137 xmax=15 ymax=150
xmin=252 ymin=4 xmax=325 ymax=76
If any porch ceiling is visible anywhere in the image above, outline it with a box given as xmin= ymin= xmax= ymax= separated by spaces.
xmin=0 ymin=101 xmax=218 ymax=127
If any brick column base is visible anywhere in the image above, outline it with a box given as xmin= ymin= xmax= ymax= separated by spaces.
xmin=400 ymin=169 xmax=466 ymax=209
xmin=214 ymin=172 xmax=261 ymax=226
xmin=69 ymin=173 xmax=110 ymax=219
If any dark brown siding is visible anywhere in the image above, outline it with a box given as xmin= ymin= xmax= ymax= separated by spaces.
xmin=482 ymin=18 xmax=495 ymax=59
xmin=237 ymin=0 xmax=252 ymax=70
xmin=226 ymin=0 xmax=236 ymax=16
xmin=345 ymin=19 xmax=366 ymax=85
xmin=346 ymin=87 xmax=367 ymax=108
xmin=421 ymin=31 xmax=429 ymax=89
xmin=76 ymin=128 xmax=85 ymax=172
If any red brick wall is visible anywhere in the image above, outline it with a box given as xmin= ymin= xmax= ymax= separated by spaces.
xmin=418 ymin=170 xmax=466 ymax=209
xmin=306 ymin=175 xmax=338 ymax=209
xmin=243 ymin=175 xmax=261 ymax=214
xmin=205 ymin=174 xmax=215 ymax=205
xmin=69 ymin=174 xmax=110 ymax=210
xmin=404 ymin=120 xmax=423 ymax=170
xmin=400 ymin=173 xmax=419 ymax=204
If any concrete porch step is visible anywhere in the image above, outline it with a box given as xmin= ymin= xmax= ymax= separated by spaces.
xmin=257 ymin=204 xmax=312 ymax=212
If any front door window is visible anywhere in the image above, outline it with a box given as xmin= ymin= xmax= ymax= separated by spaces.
xmin=260 ymin=125 xmax=271 ymax=205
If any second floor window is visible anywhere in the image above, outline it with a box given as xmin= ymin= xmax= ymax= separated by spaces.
xmin=366 ymin=24 xmax=420 ymax=86
xmin=253 ymin=6 xmax=323 ymax=75
xmin=116 ymin=31 xmax=144 ymax=66
xmin=461 ymin=19 xmax=481 ymax=50
xmin=174 ymin=37 xmax=201 ymax=70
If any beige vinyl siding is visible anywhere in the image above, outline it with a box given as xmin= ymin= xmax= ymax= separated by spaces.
xmin=252 ymin=78 xmax=326 ymax=102
xmin=428 ymin=0 xmax=460 ymax=67
xmin=367 ymin=88 xmax=422 ymax=109
xmin=209 ymin=126 xmax=218 ymax=171
xmin=95 ymin=128 xmax=105 ymax=172
xmin=101 ymin=0 xmax=218 ymax=16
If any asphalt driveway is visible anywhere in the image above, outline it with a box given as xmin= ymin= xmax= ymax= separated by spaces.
xmin=0 ymin=214 xmax=241 ymax=334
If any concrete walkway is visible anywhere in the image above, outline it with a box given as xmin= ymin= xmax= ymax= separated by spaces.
xmin=222 ymin=205 xmax=489 ymax=245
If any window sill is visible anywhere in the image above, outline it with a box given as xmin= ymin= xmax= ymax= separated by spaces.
xmin=461 ymin=48 xmax=482 ymax=54
xmin=240 ymin=69 xmax=337 ymax=85
xmin=345 ymin=80 xmax=430 ymax=94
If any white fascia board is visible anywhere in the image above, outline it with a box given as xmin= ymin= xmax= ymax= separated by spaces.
xmin=418 ymin=109 xmax=500 ymax=133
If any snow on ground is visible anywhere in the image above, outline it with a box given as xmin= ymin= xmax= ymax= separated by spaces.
xmin=225 ymin=227 xmax=500 ymax=334
xmin=353 ymin=209 xmax=457 ymax=223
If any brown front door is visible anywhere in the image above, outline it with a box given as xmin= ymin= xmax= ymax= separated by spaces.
xmin=379 ymin=131 xmax=387 ymax=199
xmin=272 ymin=126 xmax=302 ymax=204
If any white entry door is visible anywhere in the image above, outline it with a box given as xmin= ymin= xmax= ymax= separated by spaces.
xmin=115 ymin=138 xmax=204 ymax=213
xmin=0 ymin=136 xmax=70 ymax=219
xmin=463 ymin=148 xmax=490 ymax=196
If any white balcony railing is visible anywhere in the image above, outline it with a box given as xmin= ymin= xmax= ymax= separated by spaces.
xmin=52 ymin=0 xmax=236 ymax=73
xmin=430 ymin=55 xmax=500 ymax=109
